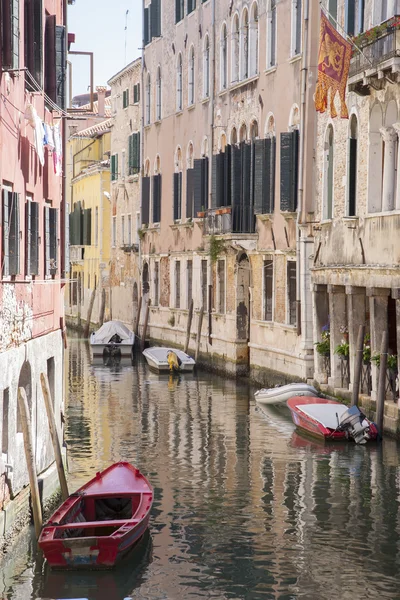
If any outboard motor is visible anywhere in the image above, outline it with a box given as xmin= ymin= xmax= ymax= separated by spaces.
xmin=338 ymin=405 xmax=371 ymax=444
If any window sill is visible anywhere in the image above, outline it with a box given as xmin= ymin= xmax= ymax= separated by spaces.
xmin=187 ymin=103 xmax=196 ymax=111
xmin=127 ymin=174 xmax=139 ymax=182
xmin=228 ymin=74 xmax=259 ymax=93
xmin=288 ymin=54 xmax=302 ymax=64
xmin=176 ymin=109 xmax=183 ymax=116
xmin=265 ymin=66 xmax=277 ymax=76
xmin=144 ymin=124 xmax=151 ymax=130
xmin=183 ymin=219 xmax=194 ymax=228
xmin=282 ymin=211 xmax=297 ymax=221
xmin=365 ymin=209 xmax=400 ymax=218
xmin=218 ymin=87 xmax=228 ymax=97
xmin=154 ymin=119 xmax=162 ymax=125
xmin=320 ymin=219 xmax=333 ymax=225
xmin=201 ymin=96 xmax=210 ymax=104
xmin=256 ymin=213 xmax=273 ymax=222
xmin=147 ymin=223 xmax=160 ymax=231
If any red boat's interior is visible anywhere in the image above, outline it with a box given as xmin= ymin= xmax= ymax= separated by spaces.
xmin=53 ymin=493 xmax=143 ymax=539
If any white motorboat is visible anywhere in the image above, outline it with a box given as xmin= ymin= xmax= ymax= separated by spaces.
xmin=142 ymin=347 xmax=196 ymax=373
xmin=90 ymin=320 xmax=135 ymax=357
xmin=254 ymin=382 xmax=319 ymax=405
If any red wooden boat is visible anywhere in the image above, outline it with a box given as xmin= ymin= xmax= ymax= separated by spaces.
xmin=287 ymin=396 xmax=378 ymax=444
xmin=39 ymin=462 xmax=153 ymax=569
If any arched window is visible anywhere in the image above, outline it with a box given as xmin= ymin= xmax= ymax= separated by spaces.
xmin=368 ymin=103 xmax=383 ymax=213
xmin=231 ymin=126 xmax=238 ymax=145
xmin=154 ymin=155 xmax=161 ymax=174
xmin=239 ymin=123 xmax=247 ymax=143
xmin=220 ymin=24 xmax=228 ymax=90
xmin=203 ymin=35 xmax=210 ymax=98
xmin=265 ymin=113 xmax=275 ymax=138
xmin=174 ymin=147 xmax=183 ymax=220
xmin=323 ymin=125 xmax=334 ymax=220
xmin=188 ymin=46 xmax=195 ymax=106
xmin=267 ymin=0 xmax=277 ymax=68
xmin=156 ymin=66 xmax=161 ymax=121
xmin=249 ymin=2 xmax=259 ymax=76
xmin=240 ymin=8 xmax=249 ymax=80
xmin=220 ymin=132 xmax=227 ymax=153
xmin=231 ymin=14 xmax=239 ymax=83
xmin=348 ymin=115 xmax=357 ymax=217
xmin=250 ymin=119 xmax=258 ymax=140
xmin=187 ymin=142 xmax=194 ymax=169
xmin=177 ymin=53 xmax=183 ymax=111
xmin=146 ymin=73 xmax=151 ymax=125
xmin=144 ymin=158 xmax=151 ymax=177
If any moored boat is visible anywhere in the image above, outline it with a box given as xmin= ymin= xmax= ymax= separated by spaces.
xmin=142 ymin=347 xmax=195 ymax=372
xmin=254 ymin=382 xmax=319 ymax=405
xmin=287 ymin=396 xmax=378 ymax=444
xmin=39 ymin=462 xmax=153 ymax=569
xmin=90 ymin=321 xmax=135 ymax=358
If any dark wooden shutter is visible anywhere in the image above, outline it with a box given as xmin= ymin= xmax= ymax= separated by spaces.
xmin=231 ymin=145 xmax=242 ymax=231
xmin=152 ymin=174 xmax=161 ymax=223
xmin=64 ymin=202 xmax=70 ymax=273
xmin=8 ymin=192 xmax=20 ymax=275
xmin=133 ymin=84 xmax=138 ymax=103
xmin=345 ymin=0 xmax=355 ymax=36
xmin=2 ymin=190 xmax=9 ymax=276
xmin=254 ymin=139 xmax=266 ymax=215
xmin=44 ymin=205 xmax=50 ymax=275
xmin=132 ymin=132 xmax=140 ymax=174
xmin=203 ymin=157 xmax=209 ymax=210
xmin=126 ymin=89 xmax=129 ymax=106
xmin=49 ymin=207 xmax=58 ymax=271
xmin=137 ymin=83 xmax=140 ymax=102
xmin=223 ymin=145 xmax=231 ymax=207
xmin=26 ymin=200 xmax=31 ymax=276
xmin=193 ymin=159 xmax=203 ymax=216
xmin=142 ymin=177 xmax=150 ymax=224
xmin=241 ymin=143 xmax=252 ymax=232
xmin=348 ymin=138 xmax=357 ymax=217
xmin=186 ymin=168 xmax=194 ymax=218
xmin=287 ymin=261 xmax=297 ymax=325
xmin=31 ymin=201 xmax=39 ymax=275
xmin=33 ymin=0 xmax=43 ymax=86
xmin=211 ymin=155 xmax=217 ymax=208
xmin=55 ymin=25 xmax=66 ymax=108
xmin=175 ymin=0 xmax=180 ymax=23
xmin=173 ymin=173 xmax=182 ymax=220
xmin=212 ymin=154 xmax=224 ymax=208
xmin=144 ymin=7 xmax=150 ymax=44
xmin=295 ymin=0 xmax=302 ymax=54
xmin=151 ymin=0 xmax=161 ymax=38
xmin=12 ymin=0 xmax=19 ymax=69
xmin=280 ymin=131 xmax=299 ymax=212
xmin=267 ymin=137 xmax=276 ymax=213
xmin=86 ymin=208 xmax=91 ymax=245
xmin=45 ymin=15 xmax=56 ymax=102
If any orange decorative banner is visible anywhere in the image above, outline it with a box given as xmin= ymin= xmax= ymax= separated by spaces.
xmin=314 ymin=11 xmax=352 ymax=119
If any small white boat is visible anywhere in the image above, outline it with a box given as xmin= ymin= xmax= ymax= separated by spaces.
xmin=254 ymin=383 xmax=319 ymax=405
xmin=142 ymin=347 xmax=196 ymax=373
xmin=90 ymin=320 xmax=135 ymax=357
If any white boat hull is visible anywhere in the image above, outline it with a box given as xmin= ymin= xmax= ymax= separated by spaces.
xmin=143 ymin=348 xmax=195 ymax=373
xmin=90 ymin=343 xmax=133 ymax=357
xmin=255 ymin=383 xmax=319 ymax=405
xmin=90 ymin=320 xmax=135 ymax=358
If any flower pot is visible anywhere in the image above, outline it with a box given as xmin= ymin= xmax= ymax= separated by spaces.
xmin=197 ymin=211 xmax=205 ymax=218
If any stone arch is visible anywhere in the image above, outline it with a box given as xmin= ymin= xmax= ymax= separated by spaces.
xmin=154 ymin=154 xmax=161 ymax=174
xmin=250 ymin=118 xmax=259 ymax=140
xmin=239 ymin=122 xmax=247 ymax=143
xmin=175 ymin=146 xmax=183 ymax=172
xmin=230 ymin=126 xmax=238 ymax=145
xmin=17 ymin=360 xmax=32 ymax=433
xmin=265 ymin=112 xmax=275 ymax=138
xmin=219 ymin=131 xmax=227 ymax=152
xmin=385 ymin=99 xmax=398 ymax=126
xmin=144 ymin=158 xmax=151 ymax=177
xmin=187 ymin=141 xmax=194 ymax=169
xmin=201 ymin=136 xmax=209 ymax=157
xmin=289 ymin=104 xmax=300 ymax=130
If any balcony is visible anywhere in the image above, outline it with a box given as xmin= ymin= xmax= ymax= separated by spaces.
xmin=203 ymin=206 xmax=256 ymax=236
xmin=349 ymin=19 xmax=400 ymax=93
xmin=70 ymin=246 xmax=85 ymax=264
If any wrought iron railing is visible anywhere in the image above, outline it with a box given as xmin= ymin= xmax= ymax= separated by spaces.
xmin=204 ymin=205 xmax=255 ymax=235
xmin=350 ymin=28 xmax=400 ymax=77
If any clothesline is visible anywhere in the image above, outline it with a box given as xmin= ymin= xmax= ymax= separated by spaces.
xmin=25 ymin=103 xmax=63 ymax=175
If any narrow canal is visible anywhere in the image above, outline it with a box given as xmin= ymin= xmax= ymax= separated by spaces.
xmin=2 ymin=337 xmax=400 ymax=599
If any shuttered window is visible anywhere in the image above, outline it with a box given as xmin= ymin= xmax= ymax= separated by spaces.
xmin=173 ymin=172 xmax=182 ymax=220
xmin=201 ymin=259 xmax=207 ymax=310
xmin=152 ymin=174 xmax=162 ymax=223
xmin=82 ymin=208 xmax=91 ymax=246
xmin=2 ymin=189 xmax=20 ymax=277
xmin=1 ymin=0 xmax=19 ymax=69
xmin=45 ymin=15 xmax=56 ymax=102
xmin=123 ymin=89 xmax=129 ymax=108
xmin=254 ymin=138 xmax=276 ymax=214
xmin=217 ymin=260 xmax=225 ymax=313
xmin=175 ymin=0 xmax=184 ymax=23
xmin=49 ymin=207 xmax=58 ymax=273
xmin=26 ymin=200 xmax=39 ymax=276
xmin=111 ymin=154 xmax=118 ymax=181
xmin=133 ymin=83 xmax=140 ymax=104
xmin=287 ymin=260 xmax=297 ymax=326
xmin=151 ymin=0 xmax=161 ymax=38
xmin=175 ymin=260 xmax=181 ymax=308
xmin=263 ymin=259 xmax=273 ymax=321
xmin=55 ymin=25 xmax=66 ymax=109
xmin=25 ymin=0 xmax=43 ymax=87
xmin=128 ymin=132 xmax=140 ymax=175
xmin=345 ymin=0 xmax=355 ymax=36
xmin=187 ymin=0 xmax=195 ymax=14
xmin=187 ymin=259 xmax=193 ymax=306
xmin=194 ymin=158 xmax=208 ymax=216
xmin=280 ymin=130 xmax=299 ymax=213
xmin=186 ymin=168 xmax=195 ymax=218
xmin=144 ymin=7 xmax=150 ymax=45
xmin=142 ymin=177 xmax=150 ymax=225
xmin=211 ymin=153 xmax=225 ymax=208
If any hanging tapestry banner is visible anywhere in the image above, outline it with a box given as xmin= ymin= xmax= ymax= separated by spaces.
xmin=314 ymin=10 xmax=352 ymax=119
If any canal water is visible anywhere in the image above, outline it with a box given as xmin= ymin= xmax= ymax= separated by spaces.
xmin=2 ymin=337 xmax=400 ymax=599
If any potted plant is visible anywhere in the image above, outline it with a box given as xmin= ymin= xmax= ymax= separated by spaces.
xmin=315 ymin=327 xmax=330 ymax=357
xmin=363 ymin=333 xmax=371 ymax=364
xmin=334 ymin=340 xmax=349 ymax=358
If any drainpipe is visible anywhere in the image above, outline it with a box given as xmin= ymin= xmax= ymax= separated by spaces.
xmin=208 ymin=0 xmax=216 ymax=345
xmin=139 ymin=0 xmax=145 ymax=303
xmin=296 ymin=0 xmax=309 ymax=336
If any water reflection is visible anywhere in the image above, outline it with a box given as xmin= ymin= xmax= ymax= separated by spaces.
xmin=0 ymin=337 xmax=400 ymax=599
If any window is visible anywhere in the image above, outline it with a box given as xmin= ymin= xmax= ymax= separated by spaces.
xmin=1 ymin=0 xmax=19 ymax=70
xmin=177 ymin=54 xmax=183 ymax=111
xmin=175 ymin=261 xmax=181 ymax=308
xmin=249 ymin=2 xmax=259 ymax=76
xmin=348 ymin=116 xmax=358 ymax=217
xmin=2 ymin=188 xmax=20 ymax=277
xmin=254 ymin=136 xmax=276 ymax=214
xmin=156 ymin=66 xmax=162 ymax=120
xmin=121 ymin=150 xmax=126 ymax=178
xmin=128 ymin=214 xmax=132 ymax=245
xmin=232 ymin=14 xmax=240 ymax=83
xmin=187 ymin=0 xmax=195 ymax=14
xmin=220 ymin=24 xmax=227 ymax=90
xmin=203 ymin=35 xmax=210 ymax=98
xmin=217 ymin=260 xmax=225 ymax=313
xmin=123 ymin=89 xmax=129 ymax=108
xmin=2 ymin=388 xmax=9 ymax=455
xmin=121 ymin=215 xmax=125 ymax=245
xmin=45 ymin=206 xmax=58 ymax=276
xmin=291 ymin=0 xmax=302 ymax=56
xmin=154 ymin=261 xmax=159 ymax=306
xmin=152 ymin=174 xmax=162 ymax=223
xmin=268 ymin=0 xmax=277 ymax=68
xmin=186 ymin=143 xmax=195 ymax=218
xmin=345 ymin=0 xmax=355 ymax=36
xmin=133 ymin=83 xmax=140 ymax=103
xmin=263 ymin=259 xmax=273 ymax=321
xmin=95 ymin=207 xmax=99 ymax=246
xmin=240 ymin=8 xmax=249 ymax=80
xmin=173 ymin=172 xmax=182 ymax=220
xmin=201 ymin=259 xmax=208 ymax=310
xmin=111 ymin=153 xmax=118 ymax=181
xmin=328 ymin=0 xmax=337 ymax=24
xmin=26 ymin=198 xmax=39 ymax=276
xmin=146 ymin=73 xmax=151 ymax=125
xmin=45 ymin=16 xmax=66 ymax=108
xmin=129 ymin=132 xmax=140 ymax=175
xmin=287 ymin=261 xmax=296 ymax=326
xmin=187 ymin=259 xmax=193 ymax=307
xmin=175 ymin=0 xmax=184 ymax=23
xmin=188 ymin=46 xmax=195 ymax=105
xmin=25 ymin=0 xmax=43 ymax=88
xmin=112 ymin=216 xmax=117 ymax=246
xmin=142 ymin=176 xmax=150 ymax=225
xmin=280 ymin=130 xmax=299 ymax=212
xmin=194 ymin=157 xmax=209 ymax=215
xmin=323 ymin=125 xmax=334 ymax=219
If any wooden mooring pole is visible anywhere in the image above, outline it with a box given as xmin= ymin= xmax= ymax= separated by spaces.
xmin=17 ymin=387 xmax=43 ymax=539
xmin=141 ymin=299 xmax=151 ymax=351
xmin=195 ymin=306 xmax=204 ymax=362
xmin=184 ymin=299 xmax=194 ymax=354
xmin=351 ymin=324 xmax=365 ymax=407
xmin=83 ymin=289 xmax=96 ymax=338
xmin=376 ymin=330 xmax=388 ymax=438
xmin=40 ymin=373 xmax=69 ymax=501
xmin=99 ymin=288 xmax=106 ymax=327
xmin=135 ymin=296 xmax=142 ymax=337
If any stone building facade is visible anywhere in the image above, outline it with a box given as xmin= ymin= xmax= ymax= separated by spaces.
xmin=141 ymin=0 xmax=319 ymax=380
xmin=312 ymin=0 xmax=400 ymax=413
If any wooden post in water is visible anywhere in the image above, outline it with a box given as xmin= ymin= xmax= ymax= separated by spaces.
xmin=40 ymin=373 xmax=69 ymax=501
xmin=17 ymin=387 xmax=43 ymax=539
xmin=135 ymin=296 xmax=142 ymax=337
xmin=141 ymin=299 xmax=151 ymax=351
xmin=376 ymin=330 xmax=388 ymax=438
xmin=184 ymin=299 xmax=194 ymax=354
xmin=83 ymin=289 xmax=96 ymax=338
xmin=195 ymin=306 xmax=204 ymax=362
xmin=99 ymin=288 xmax=106 ymax=327
xmin=351 ymin=324 xmax=365 ymax=407
xmin=208 ymin=285 xmax=212 ymax=345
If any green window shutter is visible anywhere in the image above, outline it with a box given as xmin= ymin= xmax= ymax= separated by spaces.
xmin=152 ymin=174 xmax=161 ymax=223
xmin=26 ymin=200 xmax=31 ymax=276
xmin=280 ymin=131 xmax=299 ymax=212
xmin=8 ymin=192 xmax=20 ymax=275
xmin=55 ymin=25 xmax=66 ymax=109
xmin=31 ymin=201 xmax=39 ymax=275
xmin=49 ymin=208 xmax=58 ymax=270
xmin=44 ymin=206 xmax=50 ymax=275
xmin=142 ymin=177 xmax=150 ymax=224
xmin=45 ymin=15 xmax=56 ymax=102
xmin=173 ymin=173 xmax=182 ymax=220
xmin=132 ymin=132 xmax=140 ymax=173
xmin=111 ymin=154 xmax=115 ymax=180
xmin=151 ymin=0 xmax=161 ymax=38
xmin=128 ymin=134 xmax=133 ymax=172
xmin=144 ymin=7 xmax=150 ymax=44
xmin=115 ymin=154 xmax=119 ymax=179
xmin=126 ymin=89 xmax=129 ymax=106
xmin=133 ymin=85 xmax=138 ymax=104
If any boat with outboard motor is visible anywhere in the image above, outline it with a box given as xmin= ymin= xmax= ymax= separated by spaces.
xmin=90 ymin=321 xmax=135 ymax=358
xmin=142 ymin=347 xmax=195 ymax=372
xmin=287 ymin=396 xmax=378 ymax=444
xmin=254 ymin=382 xmax=319 ymax=405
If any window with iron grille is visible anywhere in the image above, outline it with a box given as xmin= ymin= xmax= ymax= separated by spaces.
xmin=263 ymin=259 xmax=273 ymax=321
xmin=187 ymin=259 xmax=193 ymax=308
xmin=201 ymin=259 xmax=207 ymax=310
xmin=154 ymin=261 xmax=159 ymax=306
xmin=26 ymin=198 xmax=39 ymax=276
xmin=287 ymin=260 xmax=297 ymax=326
xmin=45 ymin=206 xmax=58 ymax=276
xmin=217 ymin=260 xmax=225 ymax=313
xmin=1 ymin=0 xmax=19 ymax=70
xmin=175 ymin=260 xmax=181 ymax=308
xmin=2 ymin=188 xmax=20 ymax=277
xmin=25 ymin=0 xmax=43 ymax=88
xmin=133 ymin=83 xmax=140 ymax=103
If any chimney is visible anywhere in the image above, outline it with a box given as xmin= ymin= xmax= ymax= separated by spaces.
xmin=96 ymin=86 xmax=107 ymax=117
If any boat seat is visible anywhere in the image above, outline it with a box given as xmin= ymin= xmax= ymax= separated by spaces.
xmin=95 ymin=497 xmax=133 ymax=520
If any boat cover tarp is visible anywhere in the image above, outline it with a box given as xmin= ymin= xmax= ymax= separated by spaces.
xmin=92 ymin=321 xmax=133 ymax=344
xmin=143 ymin=347 xmax=195 ymax=364
xmin=255 ymin=383 xmax=318 ymax=399
xmin=297 ymin=403 xmax=348 ymax=430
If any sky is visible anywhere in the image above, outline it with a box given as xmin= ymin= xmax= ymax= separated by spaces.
xmin=68 ymin=0 xmax=142 ymax=101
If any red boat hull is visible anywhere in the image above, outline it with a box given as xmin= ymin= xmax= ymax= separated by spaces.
xmin=287 ymin=396 xmax=378 ymax=442
xmin=39 ymin=462 xmax=153 ymax=569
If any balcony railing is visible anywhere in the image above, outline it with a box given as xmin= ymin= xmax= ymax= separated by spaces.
xmin=349 ymin=25 xmax=400 ymax=78
xmin=204 ymin=206 xmax=255 ymax=235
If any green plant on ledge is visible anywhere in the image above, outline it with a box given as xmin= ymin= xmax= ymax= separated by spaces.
xmin=138 ymin=228 xmax=147 ymax=240
xmin=334 ymin=341 xmax=349 ymax=358
xmin=315 ymin=329 xmax=330 ymax=357
xmin=363 ymin=333 xmax=371 ymax=363
xmin=371 ymin=352 xmax=398 ymax=370
xmin=168 ymin=314 xmax=175 ymax=327
xmin=209 ymin=235 xmax=225 ymax=263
